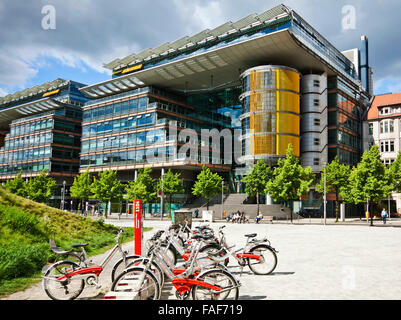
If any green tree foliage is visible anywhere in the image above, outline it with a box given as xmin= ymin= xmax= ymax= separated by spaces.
xmin=25 ymin=169 xmax=56 ymax=204
xmin=91 ymin=170 xmax=123 ymax=218
xmin=126 ymin=168 xmax=157 ymax=205
xmin=265 ymin=144 xmax=314 ymax=222
xmin=242 ymin=160 xmax=272 ymax=213
xmin=157 ymin=169 xmax=184 ymax=216
xmin=389 ymin=151 xmax=401 ymax=193
xmin=340 ymin=145 xmax=392 ymax=225
xmin=316 ymin=156 xmax=351 ymax=222
xmin=192 ymin=166 xmax=223 ymax=210
xmin=4 ymin=172 xmax=27 ymax=197
xmin=70 ymin=167 xmax=93 ymax=209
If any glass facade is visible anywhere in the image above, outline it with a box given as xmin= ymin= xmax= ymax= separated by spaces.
xmin=80 ymin=86 xmax=233 ymax=170
xmin=239 ymin=65 xmax=301 ymax=162
xmin=327 ymin=76 xmax=366 ymax=166
xmin=0 ymin=106 xmax=82 ymax=177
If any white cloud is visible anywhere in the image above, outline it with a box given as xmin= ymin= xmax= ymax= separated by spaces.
xmin=0 ymin=88 xmax=8 ymax=97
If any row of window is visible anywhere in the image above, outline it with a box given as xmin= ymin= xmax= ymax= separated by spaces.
xmin=4 ymin=132 xmax=52 ymax=150
xmin=9 ymin=119 xmax=53 ymax=137
xmin=0 ymin=160 xmax=79 ymax=175
xmin=0 ymin=161 xmax=50 ymax=175
xmin=83 ymin=97 xmax=148 ymax=122
xmin=82 ymin=129 xmax=166 ymax=153
xmin=80 ymin=146 xmax=176 ymax=167
xmin=82 ymin=113 xmax=155 ymax=138
xmin=0 ymin=147 xmax=51 ymax=163
xmin=380 ymin=140 xmax=395 ymax=153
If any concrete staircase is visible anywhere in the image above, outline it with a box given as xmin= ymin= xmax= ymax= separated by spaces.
xmin=182 ymin=193 xmax=300 ymax=221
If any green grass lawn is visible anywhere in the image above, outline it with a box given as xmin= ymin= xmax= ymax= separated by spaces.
xmin=0 ymin=187 xmax=151 ymax=297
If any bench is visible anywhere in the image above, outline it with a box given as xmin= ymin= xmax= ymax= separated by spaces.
xmin=262 ymin=216 xmax=274 ymax=224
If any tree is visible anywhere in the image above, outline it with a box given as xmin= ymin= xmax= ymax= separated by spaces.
xmin=389 ymin=151 xmax=401 ymax=193
xmin=126 ymin=168 xmax=157 ymax=214
xmin=316 ymin=156 xmax=351 ymax=222
xmin=192 ymin=166 xmax=223 ymax=210
xmin=25 ymin=169 xmax=56 ymax=204
xmin=91 ymin=170 xmax=123 ymax=218
xmin=157 ymin=169 xmax=185 ymax=217
xmin=340 ymin=145 xmax=392 ymax=226
xmin=4 ymin=171 xmax=27 ymax=197
xmin=242 ymin=159 xmax=272 ymax=214
xmin=70 ymin=167 xmax=93 ymax=212
xmin=265 ymin=144 xmax=315 ymax=223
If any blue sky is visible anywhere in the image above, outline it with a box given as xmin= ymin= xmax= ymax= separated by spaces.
xmin=0 ymin=0 xmax=400 ymax=97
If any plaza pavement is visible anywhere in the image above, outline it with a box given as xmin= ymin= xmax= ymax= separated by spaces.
xmin=2 ymin=217 xmax=401 ymax=300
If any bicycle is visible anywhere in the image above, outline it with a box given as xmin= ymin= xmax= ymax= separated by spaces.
xmin=42 ymin=228 xmax=141 ymax=300
xmin=201 ymin=226 xmax=279 ymax=275
xmin=109 ymin=232 xmax=240 ymax=300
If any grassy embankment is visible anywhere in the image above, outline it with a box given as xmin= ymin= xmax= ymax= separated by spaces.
xmin=0 ymin=187 xmax=150 ymax=296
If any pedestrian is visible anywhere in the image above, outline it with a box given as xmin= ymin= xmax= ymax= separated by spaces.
xmin=194 ymin=209 xmax=199 ymax=218
xmin=256 ymin=212 xmax=263 ymax=224
xmin=381 ymin=208 xmax=388 ymax=224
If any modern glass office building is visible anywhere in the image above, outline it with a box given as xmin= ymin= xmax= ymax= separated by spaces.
xmin=78 ymin=4 xmax=370 ymax=208
xmin=0 ymin=79 xmax=90 ymax=207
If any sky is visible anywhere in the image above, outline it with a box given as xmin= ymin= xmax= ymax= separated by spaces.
xmin=0 ymin=0 xmax=400 ymax=97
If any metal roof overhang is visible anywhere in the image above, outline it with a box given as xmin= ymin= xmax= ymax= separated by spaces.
xmin=0 ymin=97 xmax=63 ymax=126
xmin=122 ymin=28 xmax=343 ymax=92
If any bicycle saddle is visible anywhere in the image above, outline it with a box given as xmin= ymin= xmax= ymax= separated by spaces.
xmin=192 ymin=234 xmax=214 ymax=241
xmin=49 ymin=239 xmax=70 ymax=255
xmin=71 ymin=243 xmax=89 ymax=248
xmin=244 ymin=233 xmax=257 ymax=238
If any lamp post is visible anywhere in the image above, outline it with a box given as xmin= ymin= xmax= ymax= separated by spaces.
xmin=221 ymin=180 xmax=224 ymax=220
xmin=61 ymin=180 xmax=66 ymax=211
xmin=323 ymin=162 xmax=327 ymax=226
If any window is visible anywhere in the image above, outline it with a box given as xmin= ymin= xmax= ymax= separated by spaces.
xmin=314 ymin=99 xmax=320 ymax=107
xmin=313 ymin=80 xmax=320 ymax=88
xmin=380 ymin=140 xmax=395 ymax=152
xmin=380 ymin=119 xmax=394 ymax=133
xmin=314 ymin=118 xmax=320 ymax=126
xmin=368 ymin=123 xmax=373 ymax=135
xmin=314 ymin=138 xmax=320 ymax=146
xmin=313 ymin=158 xmax=320 ymax=165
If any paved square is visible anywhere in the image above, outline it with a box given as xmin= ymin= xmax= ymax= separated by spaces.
xmin=3 ymin=219 xmax=401 ymax=300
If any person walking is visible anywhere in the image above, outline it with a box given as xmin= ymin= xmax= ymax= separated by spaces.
xmin=194 ymin=209 xmax=199 ymax=218
xmin=381 ymin=208 xmax=388 ymax=225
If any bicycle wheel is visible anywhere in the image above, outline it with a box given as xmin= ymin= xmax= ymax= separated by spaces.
xmin=199 ymin=243 xmax=229 ymax=267
xmin=111 ymin=254 xmax=140 ymax=282
xmin=247 ymin=244 xmax=277 ymax=275
xmin=192 ymin=269 xmax=239 ymax=300
xmin=147 ymin=244 xmax=176 ymax=265
xmin=127 ymin=257 xmax=165 ymax=289
xmin=111 ymin=266 xmax=160 ymax=300
xmin=43 ymin=260 xmax=85 ymax=300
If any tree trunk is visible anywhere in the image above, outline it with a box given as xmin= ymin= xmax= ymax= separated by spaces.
xmin=335 ymin=190 xmax=339 ymax=222
xmin=207 ymin=199 xmax=209 ymax=211
xmin=169 ymin=194 xmax=172 ymax=218
xmin=256 ymin=191 xmax=260 ymax=216
xmin=290 ymin=200 xmax=293 ymax=224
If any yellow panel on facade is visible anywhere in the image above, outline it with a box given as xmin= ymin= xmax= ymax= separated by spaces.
xmin=277 ymin=113 xmax=299 ymax=135
xmin=252 ymin=134 xmax=276 ymax=155
xmin=277 ymin=135 xmax=300 ymax=157
xmin=277 ymin=91 xmax=300 ymax=113
xmin=278 ymin=69 xmax=300 ymax=92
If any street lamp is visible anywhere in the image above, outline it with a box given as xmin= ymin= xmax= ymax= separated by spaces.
xmin=221 ymin=180 xmax=224 ymax=220
xmin=323 ymin=162 xmax=327 ymax=226
xmin=61 ymin=180 xmax=66 ymax=211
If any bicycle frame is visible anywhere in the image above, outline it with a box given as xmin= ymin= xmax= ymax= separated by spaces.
xmin=53 ymin=231 xmax=126 ymax=282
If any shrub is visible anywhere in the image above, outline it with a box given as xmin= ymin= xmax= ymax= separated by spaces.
xmin=0 ymin=242 xmax=50 ymax=281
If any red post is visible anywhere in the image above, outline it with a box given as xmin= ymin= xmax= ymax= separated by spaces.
xmin=134 ymin=200 xmax=142 ymax=255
